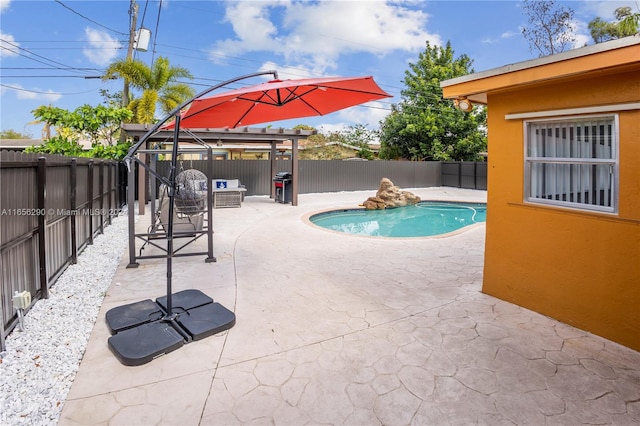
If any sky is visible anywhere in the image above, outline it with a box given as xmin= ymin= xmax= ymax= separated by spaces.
xmin=0 ymin=0 xmax=636 ymax=138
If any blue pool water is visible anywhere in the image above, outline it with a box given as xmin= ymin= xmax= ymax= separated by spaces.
xmin=309 ymin=202 xmax=486 ymax=237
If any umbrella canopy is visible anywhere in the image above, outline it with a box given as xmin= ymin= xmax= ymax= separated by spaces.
xmin=164 ymin=75 xmax=391 ymax=129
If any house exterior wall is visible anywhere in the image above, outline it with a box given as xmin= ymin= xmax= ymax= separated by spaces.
xmin=483 ymin=69 xmax=640 ymax=350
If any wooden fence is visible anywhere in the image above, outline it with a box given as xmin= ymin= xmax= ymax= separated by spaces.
xmin=0 ymin=151 xmax=126 ymax=351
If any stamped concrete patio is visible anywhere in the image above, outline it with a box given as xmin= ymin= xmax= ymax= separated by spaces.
xmin=59 ymin=188 xmax=640 ymax=425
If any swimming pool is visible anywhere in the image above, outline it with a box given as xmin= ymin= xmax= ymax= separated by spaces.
xmin=308 ymin=201 xmax=486 ymax=238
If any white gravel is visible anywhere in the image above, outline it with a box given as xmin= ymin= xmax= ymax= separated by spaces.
xmin=0 ymin=209 xmax=131 ymax=425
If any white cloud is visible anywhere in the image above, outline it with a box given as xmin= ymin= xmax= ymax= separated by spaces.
xmin=4 ymin=83 xmax=62 ymax=102
xmin=0 ymin=31 xmax=18 ymax=58
xmin=334 ymin=100 xmax=391 ymax=127
xmin=210 ymin=1 xmax=438 ymax=74
xmin=579 ymin=0 xmax=637 ymax=20
xmin=501 ymin=31 xmax=519 ymax=39
xmin=573 ymin=0 xmax=638 ymax=46
xmin=259 ymin=61 xmax=318 ymax=79
xmin=83 ymin=28 xmax=122 ymax=66
xmin=0 ymin=1 xmax=15 ymax=58
xmin=482 ymin=31 xmax=519 ymax=44
xmin=563 ymin=16 xmax=595 ymax=49
xmin=570 ymin=19 xmax=591 ymax=48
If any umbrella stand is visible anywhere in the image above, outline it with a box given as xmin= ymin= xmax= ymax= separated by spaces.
xmin=105 ymin=71 xmax=280 ymax=366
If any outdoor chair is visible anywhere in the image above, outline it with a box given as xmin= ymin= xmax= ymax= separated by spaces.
xmin=157 ymin=184 xmax=204 ymax=236
xmin=211 ymin=179 xmax=247 ymax=208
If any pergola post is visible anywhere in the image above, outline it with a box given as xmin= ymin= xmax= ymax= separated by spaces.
xmin=292 ymin=137 xmax=299 ymax=206
xmin=270 ymin=141 xmax=277 ymax=200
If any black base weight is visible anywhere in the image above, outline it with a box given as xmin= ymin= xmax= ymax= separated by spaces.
xmin=106 ymin=289 xmax=235 ymax=366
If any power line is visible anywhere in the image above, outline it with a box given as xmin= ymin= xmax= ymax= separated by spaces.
xmin=0 ymin=83 xmax=100 ymax=96
xmin=2 ymin=75 xmax=105 ymax=78
xmin=8 ymin=47 xmax=124 ymax=51
xmin=11 ymin=40 xmax=128 ymax=44
xmin=1 ymin=46 xmax=94 ymax=74
xmin=54 ymin=0 xmax=127 ymax=36
xmin=1 ymin=40 xmax=93 ymax=75
xmin=150 ymin=0 xmax=163 ymax=66
xmin=151 ymin=43 xmax=406 ymax=100
xmin=1 ymin=67 xmax=104 ymax=71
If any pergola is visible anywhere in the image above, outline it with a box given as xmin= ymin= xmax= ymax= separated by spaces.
xmin=121 ymin=124 xmax=314 ymax=269
xmin=121 ymin=124 xmax=315 ymax=210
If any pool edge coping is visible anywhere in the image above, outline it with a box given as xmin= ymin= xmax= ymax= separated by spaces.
xmin=301 ymin=199 xmax=487 ymax=240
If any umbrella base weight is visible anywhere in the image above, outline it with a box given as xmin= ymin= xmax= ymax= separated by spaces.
xmin=107 ymin=321 xmax=185 ymax=366
xmin=177 ymin=302 xmax=236 ymax=341
xmin=156 ymin=289 xmax=213 ymax=313
xmin=105 ymin=299 xmax=165 ymax=334
xmin=106 ymin=289 xmax=235 ymax=366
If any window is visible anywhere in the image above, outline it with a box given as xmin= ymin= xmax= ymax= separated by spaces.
xmin=524 ymin=115 xmax=618 ymax=213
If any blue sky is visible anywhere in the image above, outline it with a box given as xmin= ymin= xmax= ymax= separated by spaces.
xmin=0 ymin=0 xmax=635 ymax=137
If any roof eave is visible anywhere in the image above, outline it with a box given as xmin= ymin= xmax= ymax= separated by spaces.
xmin=441 ymin=36 xmax=640 ymax=102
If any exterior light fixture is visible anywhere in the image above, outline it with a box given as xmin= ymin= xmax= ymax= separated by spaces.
xmin=455 ymin=97 xmax=473 ymax=112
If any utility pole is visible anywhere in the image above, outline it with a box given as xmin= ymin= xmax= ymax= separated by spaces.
xmin=127 ymin=0 xmax=147 ymax=214
xmin=124 ymin=0 xmax=138 ymax=108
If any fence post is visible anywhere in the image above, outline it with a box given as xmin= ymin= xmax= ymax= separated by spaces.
xmin=87 ymin=160 xmax=94 ymax=245
xmin=115 ymin=162 xmax=121 ymax=209
xmin=37 ymin=157 xmax=49 ymax=299
xmin=116 ymin=162 xmax=123 ymax=209
xmin=107 ymin=162 xmax=113 ymax=226
xmin=474 ymin=162 xmax=478 ymax=190
xmin=0 ymin=291 xmax=6 ymax=353
xmin=70 ymin=158 xmax=78 ymax=264
xmin=98 ymin=160 xmax=104 ymax=235
xmin=206 ymin=147 xmax=215 ymax=262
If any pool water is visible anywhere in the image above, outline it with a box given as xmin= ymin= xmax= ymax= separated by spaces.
xmin=309 ymin=202 xmax=486 ymax=237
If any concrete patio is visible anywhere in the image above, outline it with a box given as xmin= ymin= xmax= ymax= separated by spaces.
xmin=59 ymin=188 xmax=640 ymax=425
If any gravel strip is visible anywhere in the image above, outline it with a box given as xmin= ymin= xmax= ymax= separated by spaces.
xmin=0 ymin=209 xmax=130 ymax=425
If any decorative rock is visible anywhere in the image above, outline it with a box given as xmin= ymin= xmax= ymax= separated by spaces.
xmin=361 ymin=196 xmax=386 ymax=210
xmin=361 ymin=178 xmax=421 ymax=210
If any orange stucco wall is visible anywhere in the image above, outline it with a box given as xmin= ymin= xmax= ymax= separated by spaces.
xmin=483 ymin=69 xmax=640 ymax=350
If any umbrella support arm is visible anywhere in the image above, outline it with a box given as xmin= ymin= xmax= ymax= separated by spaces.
xmin=124 ymin=70 xmax=278 ymax=163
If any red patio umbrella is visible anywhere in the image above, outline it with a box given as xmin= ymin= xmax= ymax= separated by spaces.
xmin=111 ymin=72 xmax=391 ymax=365
xmin=164 ymin=75 xmax=391 ymax=129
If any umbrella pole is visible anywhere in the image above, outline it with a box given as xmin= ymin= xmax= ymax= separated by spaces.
xmin=164 ymin=113 xmax=182 ymax=318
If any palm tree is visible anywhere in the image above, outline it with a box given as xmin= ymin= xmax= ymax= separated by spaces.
xmin=103 ymin=56 xmax=195 ymax=124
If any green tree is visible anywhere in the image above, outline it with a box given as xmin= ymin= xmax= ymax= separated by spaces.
xmin=521 ymin=0 xmax=576 ymax=56
xmin=589 ymin=7 xmax=639 ymax=43
xmin=103 ymin=56 xmax=194 ymax=124
xmin=27 ymin=104 xmax=133 ymax=159
xmin=0 ymin=129 xmax=32 ymax=139
xmin=339 ymin=124 xmax=378 ymax=159
xmin=379 ymin=41 xmax=487 ymax=161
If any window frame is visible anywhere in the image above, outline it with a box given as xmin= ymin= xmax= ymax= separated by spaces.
xmin=523 ymin=113 xmax=619 ymax=214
